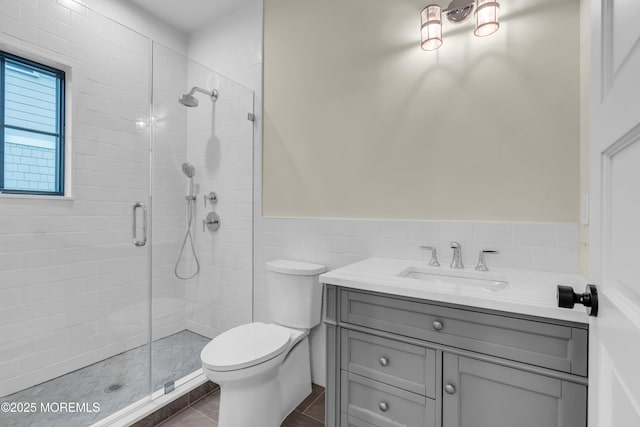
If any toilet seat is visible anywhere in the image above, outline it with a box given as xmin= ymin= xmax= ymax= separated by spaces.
xmin=201 ymin=322 xmax=292 ymax=372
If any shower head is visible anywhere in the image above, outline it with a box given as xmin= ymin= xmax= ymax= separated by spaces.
xmin=178 ymin=94 xmax=199 ymax=107
xmin=181 ymin=162 xmax=195 ymax=178
xmin=178 ymin=87 xmax=219 ymax=107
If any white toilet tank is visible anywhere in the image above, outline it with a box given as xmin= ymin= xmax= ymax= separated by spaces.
xmin=266 ymin=260 xmax=326 ymax=329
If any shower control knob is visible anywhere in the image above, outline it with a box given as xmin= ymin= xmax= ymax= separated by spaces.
xmin=203 ymin=212 xmax=221 ymax=232
xmin=204 ymin=191 xmax=218 ymax=207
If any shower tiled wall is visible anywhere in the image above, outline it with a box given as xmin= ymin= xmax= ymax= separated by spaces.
xmin=182 ymin=64 xmax=255 ymax=339
xmin=0 ymin=0 xmax=186 ymax=398
xmin=185 ymin=1 xmax=261 ymax=340
xmin=150 ymin=44 xmax=190 ymax=341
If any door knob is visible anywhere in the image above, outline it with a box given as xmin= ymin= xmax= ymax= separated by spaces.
xmin=445 ymin=384 xmax=456 ymax=394
xmin=378 ymin=401 xmax=389 ymax=412
xmin=379 ymin=357 xmax=389 ymax=367
xmin=557 ymin=284 xmax=598 ymax=317
xmin=432 ymin=320 xmax=444 ymax=331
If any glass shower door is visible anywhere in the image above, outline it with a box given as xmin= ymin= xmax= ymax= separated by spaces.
xmin=149 ymin=41 xmax=255 ymax=396
xmin=0 ymin=4 xmax=153 ymax=426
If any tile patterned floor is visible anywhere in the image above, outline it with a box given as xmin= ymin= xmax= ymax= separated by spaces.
xmin=157 ymin=383 xmax=325 ymax=427
xmin=0 ymin=331 xmax=210 ymax=427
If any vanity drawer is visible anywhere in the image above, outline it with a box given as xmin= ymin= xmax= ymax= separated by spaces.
xmin=341 ymin=371 xmax=436 ymax=427
xmin=340 ymin=290 xmax=588 ymax=376
xmin=341 ymin=329 xmax=436 ymax=397
xmin=340 ymin=413 xmax=377 ymax=426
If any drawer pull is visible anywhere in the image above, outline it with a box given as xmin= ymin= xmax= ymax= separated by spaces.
xmin=378 ymin=401 xmax=389 ymax=412
xmin=432 ymin=320 xmax=444 ymax=331
xmin=378 ymin=357 xmax=389 ymax=367
xmin=445 ymin=384 xmax=456 ymax=395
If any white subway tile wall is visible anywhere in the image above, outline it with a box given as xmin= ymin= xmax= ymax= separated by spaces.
xmin=188 ymin=0 xmax=262 ymax=96
xmin=0 ymin=0 xmax=187 ymax=397
xmin=252 ymin=216 xmax=580 ymax=386
xmin=182 ymin=60 xmax=255 ymax=340
xmin=151 ymin=43 xmax=190 ymax=342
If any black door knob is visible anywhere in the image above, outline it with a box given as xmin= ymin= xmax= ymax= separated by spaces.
xmin=557 ymin=284 xmax=598 ymax=317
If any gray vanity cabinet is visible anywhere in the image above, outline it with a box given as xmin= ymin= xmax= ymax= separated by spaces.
xmin=442 ymin=353 xmax=587 ymax=427
xmin=324 ymin=285 xmax=589 ymax=427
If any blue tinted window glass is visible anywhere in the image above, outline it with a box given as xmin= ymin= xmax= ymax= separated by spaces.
xmin=1 ymin=52 xmax=64 ymax=195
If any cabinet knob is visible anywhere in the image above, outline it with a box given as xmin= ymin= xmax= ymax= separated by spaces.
xmin=444 ymin=384 xmax=456 ymax=395
xmin=432 ymin=320 xmax=444 ymax=331
xmin=379 ymin=357 xmax=389 ymax=367
xmin=378 ymin=401 xmax=389 ymax=412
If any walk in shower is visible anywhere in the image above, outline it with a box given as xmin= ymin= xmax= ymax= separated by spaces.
xmin=0 ymin=2 xmax=254 ymax=425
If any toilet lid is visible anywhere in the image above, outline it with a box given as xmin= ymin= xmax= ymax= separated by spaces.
xmin=201 ymin=323 xmax=292 ymax=372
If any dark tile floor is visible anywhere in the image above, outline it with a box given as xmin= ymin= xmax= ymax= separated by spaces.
xmin=157 ymin=383 xmax=325 ymax=427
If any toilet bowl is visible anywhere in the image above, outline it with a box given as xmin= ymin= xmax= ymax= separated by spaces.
xmin=200 ymin=260 xmax=326 ymax=427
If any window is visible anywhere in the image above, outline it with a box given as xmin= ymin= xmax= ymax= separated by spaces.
xmin=1 ymin=51 xmax=65 ymax=195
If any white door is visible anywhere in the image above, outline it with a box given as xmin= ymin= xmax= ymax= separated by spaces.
xmin=589 ymin=1 xmax=640 ymax=425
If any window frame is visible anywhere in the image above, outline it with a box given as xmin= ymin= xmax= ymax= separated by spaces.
xmin=0 ymin=50 xmax=66 ymax=196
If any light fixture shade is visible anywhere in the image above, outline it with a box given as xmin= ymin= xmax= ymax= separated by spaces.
xmin=420 ymin=5 xmax=443 ymax=51
xmin=474 ymin=0 xmax=500 ymax=37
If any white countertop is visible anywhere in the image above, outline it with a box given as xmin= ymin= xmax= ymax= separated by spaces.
xmin=320 ymin=257 xmax=589 ymax=324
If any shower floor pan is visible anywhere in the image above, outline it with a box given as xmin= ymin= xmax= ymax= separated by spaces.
xmin=0 ymin=330 xmax=209 ymax=427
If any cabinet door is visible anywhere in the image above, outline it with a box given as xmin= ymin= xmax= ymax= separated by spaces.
xmin=442 ymin=353 xmax=586 ymax=427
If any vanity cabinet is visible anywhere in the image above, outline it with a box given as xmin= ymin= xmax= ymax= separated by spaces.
xmin=325 ymin=286 xmax=588 ymax=427
xmin=442 ymin=353 xmax=587 ymax=427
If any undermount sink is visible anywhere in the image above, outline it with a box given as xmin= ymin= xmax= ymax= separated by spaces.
xmin=397 ymin=266 xmax=510 ymax=291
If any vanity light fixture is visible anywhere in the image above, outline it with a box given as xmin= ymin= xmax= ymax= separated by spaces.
xmin=420 ymin=5 xmax=443 ymax=51
xmin=420 ymin=0 xmax=500 ymax=51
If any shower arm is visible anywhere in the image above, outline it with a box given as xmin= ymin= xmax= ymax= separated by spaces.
xmin=188 ymin=87 xmax=218 ymax=101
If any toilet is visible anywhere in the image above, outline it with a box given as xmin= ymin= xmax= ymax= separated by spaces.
xmin=200 ymin=259 xmax=326 ymax=427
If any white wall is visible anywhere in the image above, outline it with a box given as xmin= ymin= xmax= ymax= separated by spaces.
xmin=82 ymin=0 xmax=187 ymax=53
xmin=188 ymin=0 xmax=262 ymax=93
xmin=0 ymin=0 xmax=186 ymax=397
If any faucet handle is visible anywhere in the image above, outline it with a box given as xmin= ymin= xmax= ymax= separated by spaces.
xmin=420 ymin=246 xmax=440 ymax=267
xmin=204 ymin=191 xmax=218 ymax=207
xmin=476 ymin=250 xmax=499 ymax=271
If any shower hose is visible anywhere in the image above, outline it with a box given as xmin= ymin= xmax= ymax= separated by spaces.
xmin=174 ymin=196 xmax=200 ymax=280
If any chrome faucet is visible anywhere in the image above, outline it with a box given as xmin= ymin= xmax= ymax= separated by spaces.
xmin=476 ymin=249 xmax=500 ymax=271
xmin=420 ymin=246 xmax=440 ymax=267
xmin=450 ymin=242 xmax=464 ymax=269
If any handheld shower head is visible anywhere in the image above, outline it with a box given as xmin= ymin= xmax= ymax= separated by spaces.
xmin=178 ymin=87 xmax=219 ymax=107
xmin=182 ymin=162 xmax=195 ymax=178
xmin=181 ymin=163 xmax=196 ymax=199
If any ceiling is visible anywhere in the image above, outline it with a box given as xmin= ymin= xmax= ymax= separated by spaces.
xmin=130 ymin=0 xmax=255 ymax=34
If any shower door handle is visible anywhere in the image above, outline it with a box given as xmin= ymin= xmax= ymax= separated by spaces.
xmin=132 ymin=202 xmax=147 ymax=247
